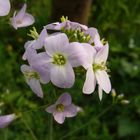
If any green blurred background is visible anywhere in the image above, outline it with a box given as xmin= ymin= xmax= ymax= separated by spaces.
xmin=0 ymin=0 xmax=140 ymax=139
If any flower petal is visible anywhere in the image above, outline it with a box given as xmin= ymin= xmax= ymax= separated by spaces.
xmin=45 ymin=22 xmax=62 ymax=30
xmin=22 ymin=40 xmax=37 ymax=61
xmin=56 ymin=93 xmax=72 ymax=106
xmin=82 ymin=43 xmax=96 ymax=68
xmin=28 ymin=78 xmax=43 ymax=98
xmin=53 ymin=112 xmax=65 ymax=124
xmin=83 ymin=67 xmax=96 ymax=94
xmin=46 ymin=105 xmax=56 ymax=113
xmin=34 ymin=28 xmax=48 ymax=49
xmin=64 ymin=104 xmax=77 ymax=117
xmin=66 ymin=42 xmax=87 ymax=67
xmin=0 ymin=0 xmax=10 ymax=16
xmin=50 ymin=63 xmax=75 ymax=88
xmin=21 ymin=64 xmax=32 ymax=73
xmin=84 ymin=27 xmax=98 ymax=43
xmin=0 ymin=114 xmax=16 ymax=128
xmin=98 ymin=86 xmax=103 ymax=101
xmin=16 ymin=3 xmax=27 ymax=19
xmin=44 ymin=33 xmax=69 ymax=56
xmin=30 ymin=52 xmax=52 ymax=70
xmin=95 ymin=70 xmax=111 ymax=93
xmin=95 ymin=43 xmax=109 ymax=63
xmin=16 ymin=13 xmax=35 ymax=28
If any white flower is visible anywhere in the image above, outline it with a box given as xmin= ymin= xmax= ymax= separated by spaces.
xmin=46 ymin=93 xmax=77 ymax=124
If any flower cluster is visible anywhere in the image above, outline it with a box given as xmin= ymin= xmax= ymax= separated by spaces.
xmin=0 ymin=1 xmax=112 ymax=125
xmin=22 ymin=18 xmax=111 ymax=98
xmin=20 ymin=17 xmax=112 ymax=123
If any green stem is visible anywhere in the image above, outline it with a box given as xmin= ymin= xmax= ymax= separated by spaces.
xmin=59 ymin=103 xmax=115 ymax=140
xmin=49 ymin=115 xmax=53 ymax=140
xmin=22 ymin=118 xmax=38 ymax=140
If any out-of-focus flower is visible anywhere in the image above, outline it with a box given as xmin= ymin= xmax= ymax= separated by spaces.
xmin=82 ymin=43 xmax=111 ymax=100
xmin=21 ymin=64 xmax=50 ymax=98
xmin=121 ymin=100 xmax=130 ymax=105
xmin=10 ymin=3 xmax=35 ymax=29
xmin=46 ymin=93 xmax=77 ymax=124
xmin=0 ymin=114 xmax=16 ymax=128
xmin=0 ymin=0 xmax=10 ymax=16
xmin=117 ymin=94 xmax=124 ymax=100
xmin=111 ymin=89 xmax=117 ymax=97
xmin=31 ymin=33 xmax=87 ymax=88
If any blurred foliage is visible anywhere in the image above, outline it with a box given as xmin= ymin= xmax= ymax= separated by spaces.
xmin=0 ymin=0 xmax=140 ymax=140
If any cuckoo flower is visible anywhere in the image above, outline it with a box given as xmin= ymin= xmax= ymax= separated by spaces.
xmin=83 ymin=43 xmax=111 ymax=100
xmin=0 ymin=114 xmax=16 ymax=128
xmin=32 ymin=33 xmax=87 ymax=88
xmin=10 ymin=3 xmax=35 ymax=29
xmin=46 ymin=93 xmax=77 ymax=124
xmin=21 ymin=64 xmax=50 ymax=98
xmin=0 ymin=0 xmax=10 ymax=16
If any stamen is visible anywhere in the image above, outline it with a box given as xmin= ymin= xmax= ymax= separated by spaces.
xmin=52 ymin=54 xmax=66 ymax=65
xmin=56 ymin=104 xmax=64 ymax=112
xmin=93 ymin=62 xmax=107 ymax=71
xmin=24 ymin=71 xmax=40 ymax=80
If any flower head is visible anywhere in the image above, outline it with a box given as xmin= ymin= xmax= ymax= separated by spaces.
xmin=21 ymin=64 xmax=50 ymax=98
xmin=31 ymin=33 xmax=87 ymax=88
xmin=83 ymin=43 xmax=111 ymax=100
xmin=46 ymin=93 xmax=77 ymax=124
xmin=0 ymin=114 xmax=16 ymax=128
xmin=0 ymin=0 xmax=10 ymax=16
xmin=10 ymin=3 xmax=35 ymax=29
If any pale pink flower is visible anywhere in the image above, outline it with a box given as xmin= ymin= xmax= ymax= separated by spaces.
xmin=46 ymin=93 xmax=77 ymax=124
xmin=31 ymin=33 xmax=87 ymax=88
xmin=0 ymin=114 xmax=16 ymax=128
xmin=10 ymin=4 xmax=35 ymax=29
xmin=0 ymin=0 xmax=10 ymax=16
xmin=83 ymin=43 xmax=111 ymax=100
xmin=21 ymin=64 xmax=50 ymax=98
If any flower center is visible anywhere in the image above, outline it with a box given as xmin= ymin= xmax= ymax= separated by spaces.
xmin=93 ymin=62 xmax=107 ymax=72
xmin=16 ymin=20 xmax=22 ymax=24
xmin=24 ymin=71 xmax=40 ymax=80
xmin=56 ymin=104 xmax=64 ymax=112
xmin=52 ymin=54 xmax=66 ymax=65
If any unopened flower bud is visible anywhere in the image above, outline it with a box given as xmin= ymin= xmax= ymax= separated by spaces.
xmin=121 ymin=100 xmax=130 ymax=105
xmin=111 ymin=89 xmax=116 ymax=97
xmin=117 ymin=94 xmax=124 ymax=99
